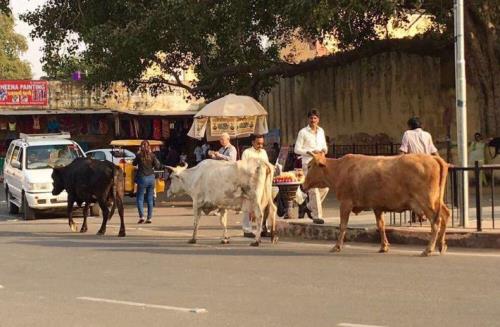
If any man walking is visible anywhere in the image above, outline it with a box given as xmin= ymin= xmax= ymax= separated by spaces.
xmin=399 ymin=117 xmax=438 ymax=155
xmin=294 ymin=110 xmax=329 ymax=224
xmin=400 ymin=117 xmax=438 ymax=223
xmin=208 ymin=132 xmax=237 ymax=161
xmin=240 ymin=134 xmax=269 ymax=237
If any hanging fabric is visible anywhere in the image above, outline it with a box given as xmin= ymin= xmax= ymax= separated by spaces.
xmin=0 ymin=118 xmax=7 ymax=130
xmin=33 ymin=116 xmax=41 ymax=130
xmin=99 ymin=118 xmax=109 ymax=134
xmin=161 ymin=119 xmax=170 ymax=139
xmin=8 ymin=121 xmax=16 ymax=131
xmin=152 ymin=119 xmax=162 ymax=140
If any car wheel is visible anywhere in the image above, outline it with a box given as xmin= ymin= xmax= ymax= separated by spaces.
xmin=22 ymin=194 xmax=36 ymax=220
xmin=7 ymin=189 xmax=19 ymax=214
xmin=90 ymin=204 xmax=100 ymax=217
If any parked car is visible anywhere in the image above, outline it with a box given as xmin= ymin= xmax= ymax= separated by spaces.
xmin=3 ymin=133 xmax=86 ymax=220
xmin=86 ymin=148 xmax=136 ymax=165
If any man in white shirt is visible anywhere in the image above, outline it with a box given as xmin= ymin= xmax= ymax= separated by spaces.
xmin=240 ymin=134 xmax=269 ymax=237
xmin=294 ymin=110 xmax=329 ymax=224
xmin=208 ymin=133 xmax=237 ymax=161
xmin=399 ymin=117 xmax=438 ymax=155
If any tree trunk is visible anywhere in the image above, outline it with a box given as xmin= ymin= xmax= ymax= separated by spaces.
xmin=465 ymin=1 xmax=500 ymax=136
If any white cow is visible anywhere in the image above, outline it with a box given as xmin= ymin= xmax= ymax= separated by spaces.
xmin=166 ymin=158 xmax=278 ymax=246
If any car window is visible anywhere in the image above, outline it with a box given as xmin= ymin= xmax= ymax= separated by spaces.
xmin=5 ymin=143 xmax=14 ymax=164
xmin=26 ymin=144 xmax=83 ymax=169
xmin=111 ymin=149 xmax=135 ymax=158
xmin=11 ymin=146 xmax=20 ymax=168
xmin=88 ymin=151 xmax=106 ymax=161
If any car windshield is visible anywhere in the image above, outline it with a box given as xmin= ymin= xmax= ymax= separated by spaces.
xmin=26 ymin=144 xmax=83 ymax=169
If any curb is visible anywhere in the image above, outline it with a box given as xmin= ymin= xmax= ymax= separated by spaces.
xmin=276 ymin=220 xmax=500 ymax=249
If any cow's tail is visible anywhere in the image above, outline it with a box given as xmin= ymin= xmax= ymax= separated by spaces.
xmin=434 ymin=156 xmax=449 ymax=221
xmin=263 ymin=161 xmax=278 ymax=242
xmin=108 ymin=165 xmax=119 ymax=221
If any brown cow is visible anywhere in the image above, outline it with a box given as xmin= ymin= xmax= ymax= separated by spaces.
xmin=303 ymin=152 xmax=450 ymax=256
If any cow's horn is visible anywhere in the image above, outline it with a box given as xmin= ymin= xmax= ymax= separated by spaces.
xmin=165 ymin=166 xmax=175 ymax=171
xmin=182 ymin=162 xmax=188 ymax=168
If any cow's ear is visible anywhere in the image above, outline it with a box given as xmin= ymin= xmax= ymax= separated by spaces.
xmin=318 ymin=157 xmax=327 ymax=167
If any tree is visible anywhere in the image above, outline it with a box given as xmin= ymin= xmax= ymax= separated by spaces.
xmin=0 ymin=13 xmax=32 ymax=79
xmin=22 ymin=0 xmax=499 ymax=133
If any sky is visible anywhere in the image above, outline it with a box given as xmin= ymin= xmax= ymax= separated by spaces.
xmin=12 ymin=0 xmax=47 ymax=79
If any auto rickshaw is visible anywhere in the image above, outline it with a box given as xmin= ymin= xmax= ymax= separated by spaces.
xmin=109 ymin=140 xmax=166 ymax=196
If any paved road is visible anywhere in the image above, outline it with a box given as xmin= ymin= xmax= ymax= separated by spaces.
xmin=0 ymin=198 xmax=499 ymax=327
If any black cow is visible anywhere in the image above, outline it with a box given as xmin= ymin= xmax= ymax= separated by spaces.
xmin=51 ymin=157 xmax=126 ymax=236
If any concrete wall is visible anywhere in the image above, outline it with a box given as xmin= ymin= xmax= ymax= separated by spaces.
xmin=260 ymin=51 xmax=482 ymax=161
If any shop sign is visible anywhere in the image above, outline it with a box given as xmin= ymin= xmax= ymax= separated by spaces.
xmin=0 ymin=80 xmax=49 ymax=106
xmin=210 ymin=116 xmax=257 ymax=137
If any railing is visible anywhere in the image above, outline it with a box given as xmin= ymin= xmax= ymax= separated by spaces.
xmin=331 ymin=143 xmax=401 ymax=158
xmin=389 ymin=162 xmax=500 ymax=231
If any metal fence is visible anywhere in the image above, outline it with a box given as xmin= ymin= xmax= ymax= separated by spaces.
xmin=389 ymin=162 xmax=500 ymax=231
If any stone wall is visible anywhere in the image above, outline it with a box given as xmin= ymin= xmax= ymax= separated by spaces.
xmin=260 ymin=51 xmax=482 ymax=161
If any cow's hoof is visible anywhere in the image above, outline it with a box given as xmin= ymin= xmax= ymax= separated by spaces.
xmin=439 ymin=244 xmax=448 ymax=255
xmin=378 ymin=245 xmax=389 ymax=253
xmin=118 ymin=231 xmax=126 ymax=237
xmin=79 ymin=227 xmax=88 ymax=233
xmin=69 ymin=223 xmax=78 ymax=232
xmin=188 ymin=239 xmax=197 ymax=244
xmin=271 ymin=236 xmax=279 ymax=244
xmin=96 ymin=230 xmax=105 ymax=236
xmin=420 ymin=249 xmax=432 ymax=257
xmin=250 ymin=241 xmax=260 ymax=247
xmin=220 ymin=238 xmax=230 ymax=244
xmin=330 ymin=245 xmax=341 ymax=252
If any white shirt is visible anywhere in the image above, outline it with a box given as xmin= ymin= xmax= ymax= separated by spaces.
xmin=294 ymin=125 xmax=328 ymax=165
xmin=241 ymin=147 xmax=269 ymax=162
xmin=400 ymin=128 xmax=437 ymax=154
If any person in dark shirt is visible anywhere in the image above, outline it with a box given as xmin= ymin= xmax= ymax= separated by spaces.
xmin=133 ymin=140 xmax=163 ymax=224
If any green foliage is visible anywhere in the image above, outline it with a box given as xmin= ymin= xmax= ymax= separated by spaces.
xmin=0 ymin=13 xmax=32 ymax=79
xmin=20 ymin=0 xmax=468 ymax=99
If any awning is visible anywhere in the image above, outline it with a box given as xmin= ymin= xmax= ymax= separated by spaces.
xmin=0 ymin=109 xmax=113 ymax=115
xmin=112 ymin=109 xmax=198 ymax=116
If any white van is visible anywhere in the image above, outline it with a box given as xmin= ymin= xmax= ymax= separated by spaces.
xmin=3 ymin=133 xmax=85 ymax=220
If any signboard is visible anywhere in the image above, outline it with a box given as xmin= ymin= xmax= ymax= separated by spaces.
xmin=0 ymin=80 xmax=49 ymax=106
xmin=210 ymin=116 xmax=257 ymax=137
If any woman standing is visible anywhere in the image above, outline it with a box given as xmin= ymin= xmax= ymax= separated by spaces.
xmin=133 ymin=140 xmax=163 ymax=224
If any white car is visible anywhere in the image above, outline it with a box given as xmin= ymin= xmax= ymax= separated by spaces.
xmin=86 ymin=148 xmax=135 ymax=165
xmin=3 ymin=133 xmax=85 ymax=220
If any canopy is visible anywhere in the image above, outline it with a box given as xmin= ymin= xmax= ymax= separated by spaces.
xmin=188 ymin=93 xmax=268 ymax=141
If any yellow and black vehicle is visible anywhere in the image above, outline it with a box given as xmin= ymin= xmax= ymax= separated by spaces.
xmin=109 ymin=140 xmax=166 ymax=196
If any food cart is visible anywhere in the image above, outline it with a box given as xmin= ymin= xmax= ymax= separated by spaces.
xmin=109 ymin=140 xmax=165 ymax=196
xmin=273 ymin=169 xmax=305 ymax=219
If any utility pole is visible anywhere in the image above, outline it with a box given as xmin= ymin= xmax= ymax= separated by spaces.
xmin=454 ymin=0 xmax=469 ymax=226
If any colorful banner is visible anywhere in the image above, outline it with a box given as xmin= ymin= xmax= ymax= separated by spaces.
xmin=210 ymin=117 xmax=237 ymax=137
xmin=0 ymin=80 xmax=49 ymax=106
xmin=210 ymin=116 xmax=257 ymax=137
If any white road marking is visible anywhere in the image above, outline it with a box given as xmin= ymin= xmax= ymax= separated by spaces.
xmin=76 ymin=296 xmax=207 ymax=313
xmin=338 ymin=323 xmax=386 ymax=327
